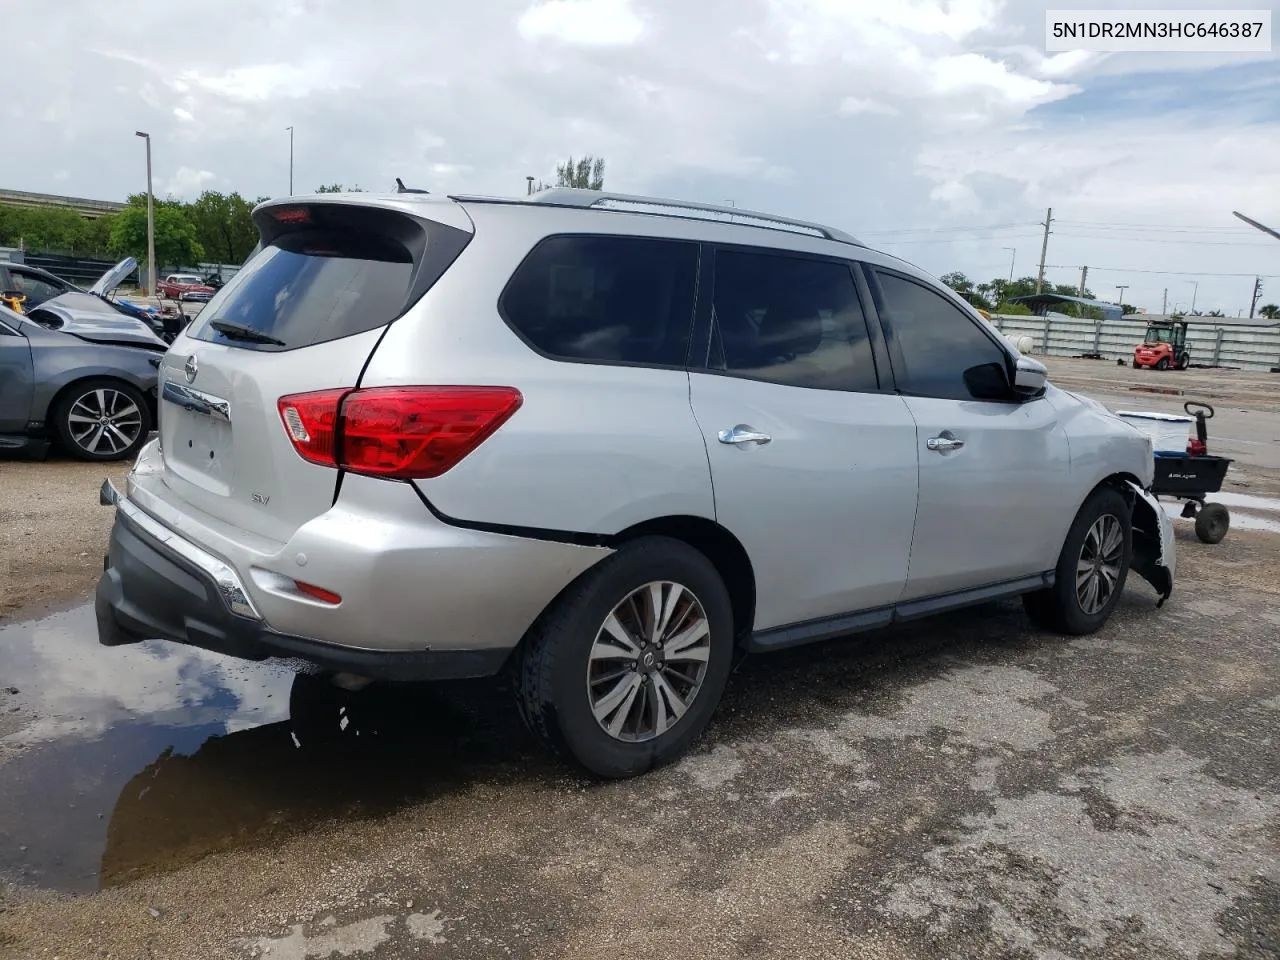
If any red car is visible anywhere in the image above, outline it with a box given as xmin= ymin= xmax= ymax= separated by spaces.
xmin=157 ymin=273 xmax=216 ymax=302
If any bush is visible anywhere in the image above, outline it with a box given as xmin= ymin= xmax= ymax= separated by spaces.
xmin=994 ymin=301 xmax=1033 ymax=315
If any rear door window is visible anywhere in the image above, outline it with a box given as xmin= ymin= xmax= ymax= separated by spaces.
xmin=500 ymin=235 xmax=698 ymax=367
xmin=709 ymin=248 xmax=878 ymax=393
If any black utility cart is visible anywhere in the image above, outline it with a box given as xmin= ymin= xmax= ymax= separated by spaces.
xmin=1151 ymin=401 xmax=1234 ymax=544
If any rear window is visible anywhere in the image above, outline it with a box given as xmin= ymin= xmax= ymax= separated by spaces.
xmin=187 ymin=227 xmax=413 ymax=351
xmin=500 ymin=235 xmax=698 ymax=367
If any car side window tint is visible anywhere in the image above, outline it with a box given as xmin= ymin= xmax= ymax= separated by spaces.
xmin=873 ymin=271 xmax=1008 ymax=401
xmin=709 ymin=249 xmax=877 ymax=392
xmin=501 ymin=236 xmax=698 ymax=367
xmin=10 ymin=271 xmax=62 ymax=306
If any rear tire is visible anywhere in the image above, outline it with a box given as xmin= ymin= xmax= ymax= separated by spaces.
xmin=54 ymin=378 xmax=151 ymax=462
xmin=1194 ymin=502 xmax=1229 ymax=544
xmin=1156 ymin=357 xmax=1170 ymax=370
xmin=516 ymin=536 xmax=734 ymax=779
xmin=1131 ymin=358 xmax=1141 ymax=369
xmin=1023 ymin=487 xmax=1132 ymax=635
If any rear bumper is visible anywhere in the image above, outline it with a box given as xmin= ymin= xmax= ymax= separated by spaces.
xmin=95 ymin=484 xmax=512 ymax=681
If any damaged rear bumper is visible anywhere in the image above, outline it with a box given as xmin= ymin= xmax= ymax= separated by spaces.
xmin=1127 ymin=480 xmax=1176 ymax=605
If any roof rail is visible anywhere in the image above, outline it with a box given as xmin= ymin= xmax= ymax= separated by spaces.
xmin=452 ymin=188 xmax=862 ymax=246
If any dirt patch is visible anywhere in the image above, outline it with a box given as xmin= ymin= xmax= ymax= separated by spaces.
xmin=0 ymin=459 xmax=129 ymax=621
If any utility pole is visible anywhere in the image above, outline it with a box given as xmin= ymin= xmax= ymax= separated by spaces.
xmin=1116 ymin=284 xmax=1129 ymax=309
xmin=1078 ymin=265 xmax=1088 ymax=297
xmin=1035 ymin=207 xmax=1052 ymax=294
xmin=286 ymin=126 xmax=294 ymax=195
xmin=1162 ymin=288 xmax=1168 ymax=315
xmin=526 ymin=176 xmax=535 ymax=196
xmin=134 ymin=131 xmax=156 ymax=297
xmin=1002 ymin=246 xmax=1016 ymax=283
xmin=1249 ymin=276 xmax=1263 ymax=319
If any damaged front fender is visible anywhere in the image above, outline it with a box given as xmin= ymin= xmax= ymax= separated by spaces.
xmin=1127 ymin=480 xmax=1175 ymax=606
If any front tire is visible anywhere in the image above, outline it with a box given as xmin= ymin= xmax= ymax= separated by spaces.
xmin=54 ymin=378 xmax=151 ymax=462
xmin=516 ymin=537 xmax=734 ymax=779
xmin=1023 ymin=487 xmax=1132 ymax=635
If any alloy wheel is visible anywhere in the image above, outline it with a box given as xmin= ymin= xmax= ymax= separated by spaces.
xmin=1076 ymin=514 xmax=1124 ymax=615
xmin=66 ymin=387 xmax=144 ymax=457
xmin=586 ymin=581 xmax=711 ymax=743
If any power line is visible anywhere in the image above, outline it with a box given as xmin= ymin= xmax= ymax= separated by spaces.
xmin=1042 ymin=263 xmax=1280 ymax=278
xmin=1056 ymin=223 xmax=1259 ymax=236
xmin=1054 ymin=231 xmax=1280 ymax=248
xmin=1056 ymin=218 xmax=1264 ymax=232
xmin=874 ymin=232 xmax=1042 ymax=245
xmin=858 ymin=221 xmax=1038 ymax=236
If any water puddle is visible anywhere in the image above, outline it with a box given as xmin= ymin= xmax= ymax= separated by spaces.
xmin=0 ymin=606 xmax=538 ymax=894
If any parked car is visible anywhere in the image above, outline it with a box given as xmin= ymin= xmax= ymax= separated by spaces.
xmin=158 ymin=273 xmax=216 ymax=302
xmin=0 ymin=261 xmax=81 ymax=309
xmin=96 ymin=189 xmax=1175 ymax=778
xmin=0 ymin=289 xmax=165 ymax=461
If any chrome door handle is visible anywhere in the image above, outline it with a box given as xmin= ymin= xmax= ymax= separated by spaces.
xmin=718 ymin=425 xmax=772 ymax=446
xmin=926 ymin=436 xmax=964 ymax=452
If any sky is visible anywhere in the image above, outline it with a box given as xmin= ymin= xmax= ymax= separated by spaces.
xmin=6 ymin=0 xmax=1279 ymax=315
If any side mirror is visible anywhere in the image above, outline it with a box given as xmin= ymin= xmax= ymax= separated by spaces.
xmin=1012 ymin=356 xmax=1048 ymax=397
xmin=962 ymin=361 xmax=1012 ymax=401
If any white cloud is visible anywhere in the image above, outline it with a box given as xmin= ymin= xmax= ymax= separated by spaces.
xmin=2 ymin=0 xmax=1277 ymax=316
xmin=517 ymin=0 xmax=644 ymax=46
xmin=163 ymin=166 xmax=216 ymax=198
xmin=930 ymin=52 xmax=1072 ymax=105
xmin=173 ymin=106 xmax=194 ymax=122
xmin=838 ymin=96 xmax=898 ymax=116
xmin=181 ymin=61 xmax=348 ymax=101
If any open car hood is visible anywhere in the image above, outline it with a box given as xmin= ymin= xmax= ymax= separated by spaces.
xmin=88 ymin=257 xmax=138 ymax=297
xmin=31 ymin=291 xmax=166 ymax=348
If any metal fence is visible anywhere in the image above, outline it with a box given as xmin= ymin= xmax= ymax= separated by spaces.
xmin=2 ymin=250 xmax=241 ymax=289
xmin=990 ymin=313 xmax=1280 ymax=372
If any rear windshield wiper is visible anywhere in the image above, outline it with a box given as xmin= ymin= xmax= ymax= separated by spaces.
xmin=209 ymin=319 xmax=286 ymax=346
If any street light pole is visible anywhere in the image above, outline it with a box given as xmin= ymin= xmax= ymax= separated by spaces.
xmin=286 ymin=126 xmax=294 ymax=195
xmin=134 ymin=131 xmax=156 ymax=297
xmin=1001 ymin=247 xmax=1016 ymax=283
xmin=1116 ymin=284 xmax=1128 ymax=308
xmin=1188 ymin=280 xmax=1199 ymax=313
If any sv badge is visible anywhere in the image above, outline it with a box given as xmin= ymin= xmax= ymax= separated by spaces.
xmin=251 ymin=492 xmax=271 ymax=506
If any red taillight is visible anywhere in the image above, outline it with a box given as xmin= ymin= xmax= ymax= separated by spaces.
xmin=294 ymin=580 xmax=342 ymax=605
xmin=277 ymin=386 xmax=523 ymax=480
xmin=278 ymin=388 xmax=348 ymax=468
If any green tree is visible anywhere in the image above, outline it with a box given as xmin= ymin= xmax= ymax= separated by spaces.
xmin=109 ymin=205 xmax=203 ymax=271
xmin=1259 ymin=304 xmax=1280 ymax=319
xmin=189 ymin=190 xmax=258 ymax=264
xmin=555 ymin=156 xmax=605 ymax=190
xmin=1205 ymin=309 xmax=1225 ymax=318
xmin=315 ymin=184 xmax=364 ymax=193
xmin=940 ymin=271 xmax=973 ymax=294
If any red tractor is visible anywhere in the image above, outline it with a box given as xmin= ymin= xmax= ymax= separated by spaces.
xmin=1133 ymin=318 xmax=1190 ymax=370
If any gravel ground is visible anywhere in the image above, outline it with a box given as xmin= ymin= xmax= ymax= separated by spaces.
xmin=0 ymin=357 xmax=1277 ymax=959
xmin=0 ymin=459 xmax=129 ymax=619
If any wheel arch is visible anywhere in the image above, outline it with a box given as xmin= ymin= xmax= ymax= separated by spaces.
xmin=611 ymin=515 xmax=757 ymax=642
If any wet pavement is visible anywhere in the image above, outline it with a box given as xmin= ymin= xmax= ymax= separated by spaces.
xmin=1 ymin=521 xmax=1278 ymax=959
xmin=0 ymin=607 xmax=544 ymax=895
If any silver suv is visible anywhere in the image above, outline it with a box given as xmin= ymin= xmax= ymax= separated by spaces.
xmin=96 ymin=188 xmax=1175 ymax=777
